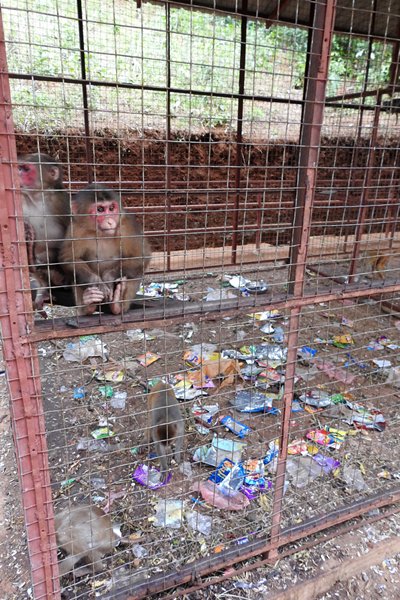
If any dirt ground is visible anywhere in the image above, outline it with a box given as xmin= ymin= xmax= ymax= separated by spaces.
xmin=1 ymin=259 xmax=400 ymax=599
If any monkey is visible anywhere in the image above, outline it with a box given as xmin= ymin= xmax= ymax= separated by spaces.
xmin=148 ymin=381 xmax=184 ymax=481
xmin=60 ymin=183 xmax=151 ymax=316
xmin=55 ymin=505 xmax=121 ymax=577
xmin=361 ymin=248 xmax=391 ymax=280
xmin=18 ymin=153 xmax=71 ymax=310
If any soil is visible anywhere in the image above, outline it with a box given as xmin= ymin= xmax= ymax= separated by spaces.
xmin=15 ymin=130 xmax=400 ymax=252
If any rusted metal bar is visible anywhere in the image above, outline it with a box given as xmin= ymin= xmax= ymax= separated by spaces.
xmin=76 ymin=0 xmax=94 ymax=182
xmin=231 ymin=0 xmax=247 ymax=265
xmin=98 ymin=486 xmax=400 ymax=599
xmin=348 ymin=89 xmax=383 ymax=283
xmin=265 ymin=0 xmax=292 ymax=28
xmin=288 ymin=0 xmax=337 ymax=297
xmin=273 ymin=0 xmax=337 ymax=555
xmin=162 ymin=503 xmax=400 ymax=600
xmin=27 ymin=276 xmax=400 ymax=343
xmin=165 ymin=2 xmax=172 ymax=271
xmin=7 ymin=70 xmax=305 ymax=105
xmin=0 ymin=9 xmax=61 ymax=598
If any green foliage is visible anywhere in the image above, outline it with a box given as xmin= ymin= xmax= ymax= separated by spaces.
xmin=1 ymin=1 xmax=393 ymax=132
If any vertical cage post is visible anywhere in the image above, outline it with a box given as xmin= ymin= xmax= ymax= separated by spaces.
xmin=77 ymin=0 xmax=94 ymax=182
xmin=165 ymin=1 xmax=172 ymax=271
xmin=348 ymin=89 xmax=382 ymax=282
xmin=270 ymin=0 xmax=337 ymax=553
xmin=0 ymin=10 xmax=60 ymax=599
xmin=231 ymin=0 xmax=247 ymax=264
xmin=288 ymin=0 xmax=336 ymax=296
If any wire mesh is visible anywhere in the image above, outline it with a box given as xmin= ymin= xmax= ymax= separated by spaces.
xmin=0 ymin=1 xmax=400 ymax=599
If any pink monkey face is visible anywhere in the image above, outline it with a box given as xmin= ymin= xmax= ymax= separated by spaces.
xmin=89 ymin=201 xmax=120 ymax=235
xmin=18 ymin=163 xmax=37 ymax=188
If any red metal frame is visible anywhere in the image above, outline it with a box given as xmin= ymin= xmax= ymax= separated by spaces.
xmin=0 ymin=10 xmax=60 ymax=599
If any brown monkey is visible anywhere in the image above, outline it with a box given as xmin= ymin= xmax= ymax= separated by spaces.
xmin=362 ymin=249 xmax=390 ymax=280
xmin=55 ymin=505 xmax=121 ymax=577
xmin=18 ymin=153 xmax=70 ymax=309
xmin=148 ymin=381 xmax=184 ymax=480
xmin=60 ymin=183 xmax=151 ymax=315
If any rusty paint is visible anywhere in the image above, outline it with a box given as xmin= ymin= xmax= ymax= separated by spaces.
xmin=0 ymin=8 xmax=61 ymax=598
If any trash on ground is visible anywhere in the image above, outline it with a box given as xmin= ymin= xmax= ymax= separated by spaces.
xmin=183 ymin=344 xmax=218 ymax=366
xmin=331 ymin=334 xmax=354 ymax=348
xmin=344 ymin=401 xmax=386 ymax=431
xmin=341 ymin=465 xmax=368 ymax=492
xmin=299 ymin=389 xmax=333 ymax=408
xmin=73 ymin=387 xmax=85 ymax=399
xmin=286 ymin=456 xmax=324 ymax=488
xmin=372 ymin=358 xmax=392 ymax=369
xmin=154 ymin=499 xmax=184 ymax=528
xmin=193 ymin=436 xmax=246 ymax=466
xmin=99 ymin=385 xmax=114 ymax=398
xmin=248 ymin=310 xmax=283 ymax=321
xmin=193 ymin=480 xmax=250 ymax=510
xmin=204 ymin=287 xmax=237 ymax=301
xmin=131 ymin=544 xmax=148 ymax=558
xmin=385 ymin=366 xmax=400 ymax=388
xmin=192 ymin=403 xmax=219 ymax=425
xmin=312 ymin=453 xmax=341 ymax=473
xmin=136 ymin=352 xmax=161 ymax=367
xmin=315 ymin=359 xmax=357 ymax=384
xmin=220 ymin=415 xmax=251 ymax=438
xmin=232 ymin=390 xmax=281 ymax=414
xmin=132 ymin=464 xmax=172 ymax=490
xmin=110 ymin=391 xmax=127 ymax=409
xmin=63 ymin=336 xmax=108 ymax=362
xmin=297 ymin=346 xmax=318 ymax=361
xmin=94 ymin=367 xmax=125 ymax=383
xmin=91 ymin=426 xmax=115 ymax=440
xmin=185 ymin=510 xmax=213 ymax=536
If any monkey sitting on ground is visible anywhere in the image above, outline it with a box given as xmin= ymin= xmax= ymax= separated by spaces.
xmin=60 ymin=184 xmax=151 ymax=315
xmin=55 ymin=505 xmax=121 ymax=577
xmin=148 ymin=381 xmax=184 ymax=481
xmin=18 ymin=153 xmax=71 ymax=310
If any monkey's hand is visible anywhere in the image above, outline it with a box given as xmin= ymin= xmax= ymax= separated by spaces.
xmin=82 ymin=286 xmax=108 ymax=306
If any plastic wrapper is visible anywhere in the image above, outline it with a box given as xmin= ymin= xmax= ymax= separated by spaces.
xmin=286 ymin=456 xmax=324 ymax=488
xmin=342 ymin=465 xmax=367 ymax=492
xmin=232 ymin=390 xmax=279 ymax=414
xmin=132 ymin=464 xmax=172 ymax=489
xmin=183 ymin=343 xmax=218 ymax=366
xmin=193 ymin=480 xmax=249 ymax=510
xmin=312 ymin=453 xmax=340 ymax=473
xmin=220 ymin=415 xmax=251 ymax=438
xmin=299 ymin=389 xmax=333 ymax=408
xmin=63 ymin=336 xmax=108 ymax=362
xmin=193 ymin=435 xmax=246 ymax=466
xmin=154 ymin=499 xmax=184 ymax=528
xmin=185 ymin=510 xmax=213 ymax=536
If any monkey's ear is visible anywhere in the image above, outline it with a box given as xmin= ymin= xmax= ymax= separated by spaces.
xmin=47 ymin=165 xmax=61 ymax=182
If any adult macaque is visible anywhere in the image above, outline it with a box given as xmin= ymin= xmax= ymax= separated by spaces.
xmin=18 ymin=153 xmax=70 ymax=309
xmin=55 ymin=505 xmax=121 ymax=577
xmin=148 ymin=381 xmax=184 ymax=480
xmin=60 ymin=183 xmax=151 ymax=315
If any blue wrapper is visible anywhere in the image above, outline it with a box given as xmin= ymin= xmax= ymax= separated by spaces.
xmin=220 ymin=415 xmax=251 ymax=438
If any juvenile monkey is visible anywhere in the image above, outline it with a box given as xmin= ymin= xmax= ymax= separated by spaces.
xmin=18 ymin=153 xmax=70 ymax=309
xmin=362 ymin=248 xmax=390 ymax=280
xmin=55 ymin=505 xmax=121 ymax=577
xmin=148 ymin=381 xmax=184 ymax=480
xmin=60 ymin=184 xmax=151 ymax=315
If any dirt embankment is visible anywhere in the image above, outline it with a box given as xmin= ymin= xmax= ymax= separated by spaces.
xmin=15 ymin=130 xmax=400 ymax=252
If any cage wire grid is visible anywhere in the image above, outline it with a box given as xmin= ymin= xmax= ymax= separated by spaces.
xmin=1 ymin=0 xmax=400 ymax=598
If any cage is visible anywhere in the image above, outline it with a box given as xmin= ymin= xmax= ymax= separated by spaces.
xmin=0 ymin=0 xmax=400 ymax=598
